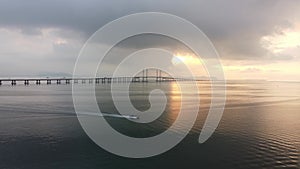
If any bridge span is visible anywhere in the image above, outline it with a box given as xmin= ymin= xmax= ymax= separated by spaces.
xmin=0 ymin=70 xmax=195 ymax=86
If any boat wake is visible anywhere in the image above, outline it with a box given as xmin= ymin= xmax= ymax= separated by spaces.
xmin=77 ymin=112 xmax=139 ymax=120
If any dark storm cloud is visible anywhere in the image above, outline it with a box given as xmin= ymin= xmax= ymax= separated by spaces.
xmin=0 ymin=0 xmax=148 ymax=36
xmin=0 ymin=0 xmax=299 ymax=61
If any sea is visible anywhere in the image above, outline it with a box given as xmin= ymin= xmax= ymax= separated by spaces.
xmin=0 ymin=80 xmax=299 ymax=169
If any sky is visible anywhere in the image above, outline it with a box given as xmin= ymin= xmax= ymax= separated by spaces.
xmin=0 ymin=0 xmax=299 ymax=80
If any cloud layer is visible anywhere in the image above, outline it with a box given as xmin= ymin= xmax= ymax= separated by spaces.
xmin=0 ymin=0 xmax=299 ymax=79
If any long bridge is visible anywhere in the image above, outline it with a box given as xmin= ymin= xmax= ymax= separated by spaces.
xmin=0 ymin=69 xmax=195 ymax=86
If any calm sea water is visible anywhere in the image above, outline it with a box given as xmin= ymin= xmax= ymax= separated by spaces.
xmin=0 ymin=81 xmax=299 ymax=169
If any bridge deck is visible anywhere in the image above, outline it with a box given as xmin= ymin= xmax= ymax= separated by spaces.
xmin=0 ymin=76 xmax=194 ymax=86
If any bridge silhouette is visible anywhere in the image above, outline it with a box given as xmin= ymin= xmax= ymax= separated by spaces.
xmin=0 ymin=69 xmax=195 ymax=86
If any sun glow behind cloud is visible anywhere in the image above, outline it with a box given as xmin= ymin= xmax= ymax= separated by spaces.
xmin=171 ymin=52 xmax=208 ymax=78
xmin=172 ymin=52 xmax=202 ymax=66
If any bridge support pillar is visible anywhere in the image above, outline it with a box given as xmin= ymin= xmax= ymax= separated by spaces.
xmin=24 ymin=80 xmax=29 ymax=85
xmin=95 ymin=78 xmax=100 ymax=84
xmin=47 ymin=80 xmax=51 ymax=85
xmin=36 ymin=80 xmax=41 ymax=85
xmin=11 ymin=80 xmax=16 ymax=86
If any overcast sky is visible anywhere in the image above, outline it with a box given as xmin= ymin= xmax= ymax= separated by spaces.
xmin=0 ymin=0 xmax=299 ymax=80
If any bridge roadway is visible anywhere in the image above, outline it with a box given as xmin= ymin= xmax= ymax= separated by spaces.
xmin=0 ymin=76 xmax=190 ymax=86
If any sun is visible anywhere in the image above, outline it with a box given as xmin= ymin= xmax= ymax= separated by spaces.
xmin=171 ymin=52 xmax=202 ymax=66
xmin=170 ymin=52 xmax=208 ymax=77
